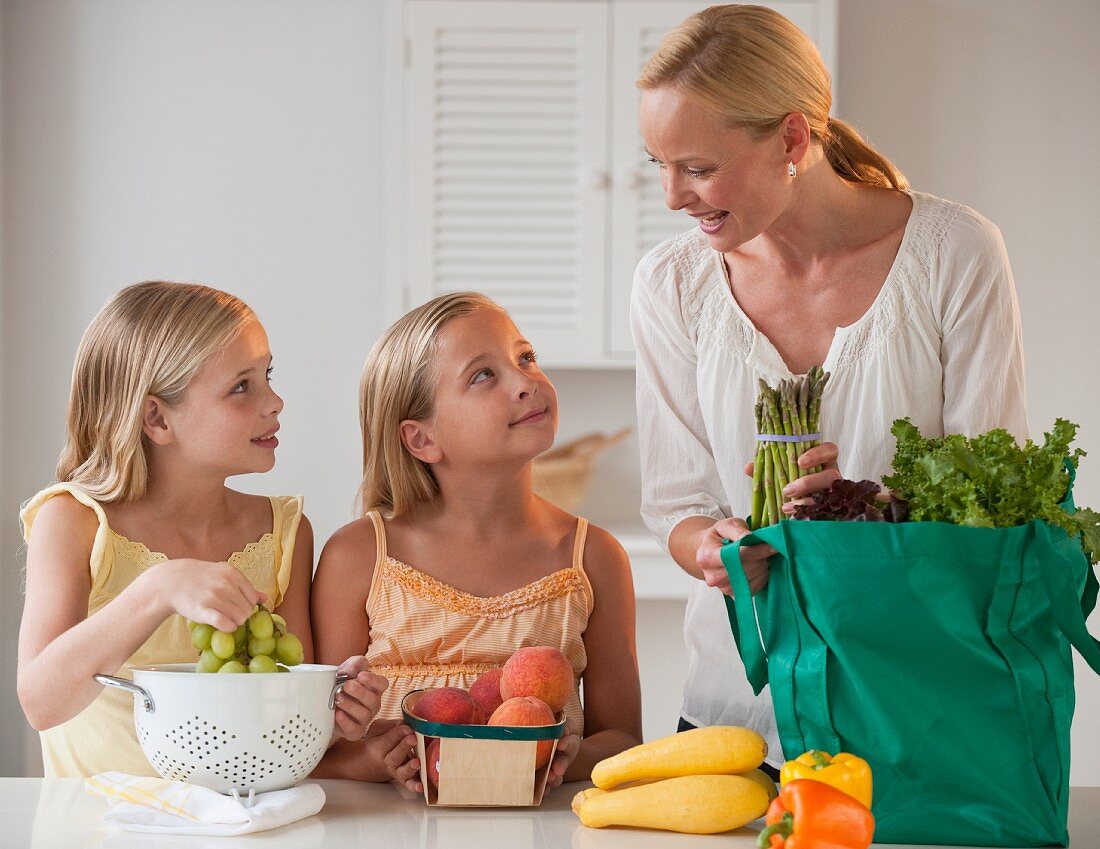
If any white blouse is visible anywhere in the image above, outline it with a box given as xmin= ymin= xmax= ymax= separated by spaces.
xmin=630 ymin=190 xmax=1028 ymax=765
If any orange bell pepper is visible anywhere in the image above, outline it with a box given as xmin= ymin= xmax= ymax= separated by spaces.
xmin=756 ymin=779 xmax=875 ymax=849
xmin=779 ymin=750 xmax=873 ymax=808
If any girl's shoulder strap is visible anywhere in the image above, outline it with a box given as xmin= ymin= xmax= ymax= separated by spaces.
xmin=571 ymin=516 xmax=595 ymax=617
xmin=20 ymin=482 xmax=114 ymax=583
xmin=364 ymin=509 xmax=389 ymax=611
xmin=269 ymin=495 xmax=305 ymax=608
xmin=365 ymin=509 xmax=388 ymax=563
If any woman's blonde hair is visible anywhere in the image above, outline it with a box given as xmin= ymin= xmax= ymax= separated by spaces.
xmin=638 ymin=4 xmax=907 ymax=191
xmin=358 ymin=291 xmax=505 ymax=518
xmin=57 ymin=281 xmax=256 ymax=502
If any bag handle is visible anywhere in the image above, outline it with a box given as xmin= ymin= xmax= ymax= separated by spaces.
xmin=1033 ymin=521 xmax=1100 ymax=675
xmin=1041 ymin=461 xmax=1100 ymax=673
xmin=720 ymin=535 xmax=770 ymax=695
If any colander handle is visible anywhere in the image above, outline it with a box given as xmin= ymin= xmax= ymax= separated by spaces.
xmin=94 ymin=674 xmax=155 ymax=713
xmin=329 ymin=674 xmax=352 ymax=710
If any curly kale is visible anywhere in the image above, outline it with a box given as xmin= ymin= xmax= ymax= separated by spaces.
xmin=883 ymin=418 xmax=1100 ymax=563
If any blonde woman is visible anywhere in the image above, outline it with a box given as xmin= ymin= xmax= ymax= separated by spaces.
xmin=17 ymin=281 xmax=386 ymax=777
xmin=311 ymin=292 xmax=641 ymax=792
xmin=632 ymin=5 xmax=1027 ymax=774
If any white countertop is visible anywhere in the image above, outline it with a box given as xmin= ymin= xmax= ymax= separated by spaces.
xmin=5 ymin=778 xmax=1099 ymax=849
xmin=615 ymin=531 xmax=694 ymax=601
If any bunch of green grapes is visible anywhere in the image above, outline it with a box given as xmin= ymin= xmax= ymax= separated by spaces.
xmin=187 ymin=606 xmax=304 ymax=674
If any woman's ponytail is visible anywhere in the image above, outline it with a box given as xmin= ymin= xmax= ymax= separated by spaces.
xmin=822 ymin=116 xmax=908 ymax=191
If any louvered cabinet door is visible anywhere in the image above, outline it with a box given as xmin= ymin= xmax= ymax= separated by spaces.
xmin=607 ymin=1 xmax=838 ymax=356
xmin=405 ymin=1 xmax=610 ymax=366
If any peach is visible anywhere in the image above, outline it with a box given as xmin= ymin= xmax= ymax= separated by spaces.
xmin=412 ymin=687 xmax=480 ymax=725
xmin=425 ymin=737 xmax=441 ymax=789
xmin=469 ymin=668 xmax=505 ymax=719
xmin=500 ymin=646 xmax=574 ymax=713
xmin=489 ymin=696 xmax=556 ymax=768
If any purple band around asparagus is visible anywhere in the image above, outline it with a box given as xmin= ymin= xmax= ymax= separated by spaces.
xmin=756 ymin=433 xmax=821 ymax=443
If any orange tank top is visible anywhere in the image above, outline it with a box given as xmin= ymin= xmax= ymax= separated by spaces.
xmin=364 ymin=510 xmax=593 ymax=735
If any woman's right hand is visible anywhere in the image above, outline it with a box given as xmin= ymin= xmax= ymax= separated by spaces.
xmin=694 ymin=517 xmax=776 ymax=596
xmin=143 ymin=559 xmax=267 ymax=632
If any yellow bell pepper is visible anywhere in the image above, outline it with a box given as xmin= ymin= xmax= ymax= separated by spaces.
xmin=779 ymin=751 xmax=872 ymax=809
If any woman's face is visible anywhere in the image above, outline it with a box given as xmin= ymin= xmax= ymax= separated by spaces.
xmin=639 ymin=85 xmax=792 ymax=253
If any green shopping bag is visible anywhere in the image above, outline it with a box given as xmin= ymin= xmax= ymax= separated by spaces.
xmin=720 ymin=501 xmax=1100 ymax=846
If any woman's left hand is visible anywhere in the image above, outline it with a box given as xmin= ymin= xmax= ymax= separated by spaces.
xmin=543 ymin=733 xmax=581 ymax=793
xmin=746 ymin=441 xmax=842 ymax=515
xmin=332 ymin=656 xmax=389 ymax=742
xmin=779 ymin=441 xmax=842 ymax=512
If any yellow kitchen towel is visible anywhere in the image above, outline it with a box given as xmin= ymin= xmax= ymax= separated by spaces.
xmin=85 ymin=772 xmax=325 ymax=835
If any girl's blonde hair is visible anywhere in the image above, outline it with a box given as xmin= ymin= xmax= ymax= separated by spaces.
xmin=358 ymin=291 xmax=504 ymax=518
xmin=638 ymin=4 xmax=908 ymax=191
xmin=57 ymin=281 xmax=256 ymax=502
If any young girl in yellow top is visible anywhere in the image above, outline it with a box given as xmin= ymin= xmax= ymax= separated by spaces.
xmin=17 ymin=281 xmax=387 ymax=778
xmin=311 ymin=292 xmax=642 ymax=792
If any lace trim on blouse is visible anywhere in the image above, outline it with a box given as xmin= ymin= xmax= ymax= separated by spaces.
xmin=831 ymin=196 xmax=960 ymax=371
xmin=371 ymin=662 xmax=501 ymax=679
xmin=674 ymin=192 xmax=964 ymax=372
xmin=381 ymin=556 xmax=586 ymax=620
xmin=109 ymin=530 xmax=276 ymax=579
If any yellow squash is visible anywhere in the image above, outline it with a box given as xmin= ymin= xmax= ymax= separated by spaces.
xmin=591 ymin=726 xmax=766 ymax=789
xmin=738 ymin=767 xmax=779 ymax=800
xmin=570 ymin=787 xmax=607 ymax=814
xmin=574 ymin=774 xmax=770 ymax=834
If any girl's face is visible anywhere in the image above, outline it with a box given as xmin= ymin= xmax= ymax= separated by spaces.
xmin=162 ymin=318 xmax=284 ymax=477
xmin=416 ymin=308 xmax=558 ymax=469
xmin=638 ymin=85 xmax=793 ymax=253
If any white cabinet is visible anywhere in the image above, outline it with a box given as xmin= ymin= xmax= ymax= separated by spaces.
xmin=404 ymin=2 xmax=610 ymax=363
xmin=396 ymin=0 xmax=837 ymax=367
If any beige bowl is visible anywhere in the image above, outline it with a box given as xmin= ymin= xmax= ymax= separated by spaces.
xmin=532 ymin=428 xmax=630 ymax=512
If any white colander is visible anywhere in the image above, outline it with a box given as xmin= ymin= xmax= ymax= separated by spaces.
xmin=95 ymin=663 xmax=346 ymax=795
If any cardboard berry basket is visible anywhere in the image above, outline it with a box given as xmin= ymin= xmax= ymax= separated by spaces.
xmin=400 ymin=689 xmax=567 ymax=807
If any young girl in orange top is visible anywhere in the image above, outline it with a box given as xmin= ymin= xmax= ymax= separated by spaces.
xmin=312 ymin=292 xmax=642 ymax=791
xmin=17 ymin=281 xmax=387 ymax=777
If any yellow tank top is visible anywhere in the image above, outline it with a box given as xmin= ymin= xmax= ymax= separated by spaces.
xmin=19 ymin=483 xmax=303 ymax=778
xmin=364 ymin=510 xmax=593 ymax=736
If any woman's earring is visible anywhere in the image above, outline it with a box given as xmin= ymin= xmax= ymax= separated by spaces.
xmin=788 ymin=161 xmax=797 ymax=178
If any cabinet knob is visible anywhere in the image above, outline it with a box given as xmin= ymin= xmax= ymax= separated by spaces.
xmin=585 ymin=168 xmax=610 ymax=190
xmin=618 ymin=169 xmax=644 ymax=190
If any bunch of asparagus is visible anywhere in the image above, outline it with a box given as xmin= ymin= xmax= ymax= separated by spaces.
xmin=751 ymin=366 xmax=830 ymax=529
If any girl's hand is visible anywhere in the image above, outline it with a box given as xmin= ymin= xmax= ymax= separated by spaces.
xmin=543 ymin=733 xmax=581 ymax=793
xmin=365 ymin=719 xmax=422 ymax=792
xmin=145 ymin=558 xmax=267 ymax=632
xmin=695 ymin=517 xmax=776 ymax=596
xmin=332 ymin=656 xmax=389 ymax=742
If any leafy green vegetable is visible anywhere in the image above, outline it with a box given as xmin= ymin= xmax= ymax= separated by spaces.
xmin=791 ymin=479 xmax=909 ymax=522
xmin=883 ymin=418 xmax=1100 ymax=563
xmin=1075 ymin=508 xmax=1100 ymax=565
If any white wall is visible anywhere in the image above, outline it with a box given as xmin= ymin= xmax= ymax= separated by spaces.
xmin=0 ymin=0 xmax=16 ymax=784
xmin=838 ymin=0 xmax=1100 ymax=784
xmin=2 ymin=0 xmax=1099 ymax=785
xmin=0 ymin=0 xmax=389 ymax=776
